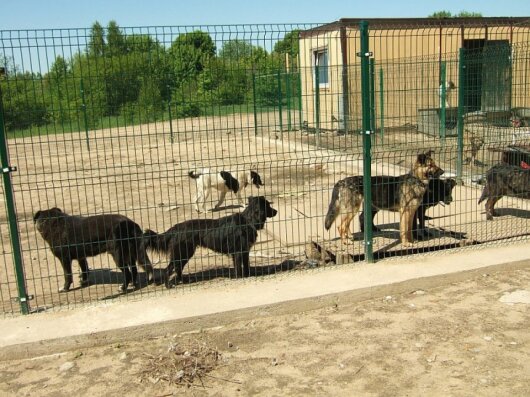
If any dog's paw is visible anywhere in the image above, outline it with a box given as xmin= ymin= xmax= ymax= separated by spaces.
xmin=401 ymin=240 xmax=414 ymax=248
xmin=58 ymin=287 xmax=70 ymax=293
xmin=80 ymin=280 xmax=90 ymax=288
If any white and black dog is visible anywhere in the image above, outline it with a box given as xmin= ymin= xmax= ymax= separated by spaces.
xmin=189 ymin=168 xmax=264 ymax=213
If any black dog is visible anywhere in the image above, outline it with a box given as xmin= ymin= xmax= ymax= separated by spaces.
xmin=141 ymin=196 xmax=277 ymax=288
xmin=478 ymin=164 xmax=530 ymax=220
xmin=34 ymin=208 xmax=153 ymax=293
xmin=413 ymin=178 xmax=457 ymax=238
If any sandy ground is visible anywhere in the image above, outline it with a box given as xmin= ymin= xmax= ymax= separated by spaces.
xmin=1 ymin=112 xmax=529 ymax=314
xmin=1 ymin=266 xmax=529 ymax=397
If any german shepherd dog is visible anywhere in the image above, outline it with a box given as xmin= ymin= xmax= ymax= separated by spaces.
xmin=413 ymin=178 xmax=457 ymax=238
xmin=34 ymin=208 xmax=153 ymax=293
xmin=141 ymin=196 xmax=277 ymax=288
xmin=325 ymin=152 xmax=443 ymax=246
xmin=478 ymin=164 xmax=530 ymax=220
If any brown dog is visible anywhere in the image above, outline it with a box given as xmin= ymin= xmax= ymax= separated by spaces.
xmin=325 ymin=151 xmax=444 ymax=246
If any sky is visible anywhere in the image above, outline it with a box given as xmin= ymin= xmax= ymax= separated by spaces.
xmin=1 ymin=0 xmax=529 ymax=30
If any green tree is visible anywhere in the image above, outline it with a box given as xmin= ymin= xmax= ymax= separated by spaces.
xmin=429 ymin=10 xmax=483 ymax=18
xmin=88 ymin=21 xmax=106 ymax=56
xmin=107 ymin=20 xmax=126 ymax=55
xmin=219 ymin=40 xmax=254 ymax=60
xmin=169 ymin=30 xmax=216 ymax=86
xmin=456 ymin=11 xmax=483 ymax=17
xmin=274 ymin=30 xmax=300 ymax=59
xmin=429 ymin=11 xmax=452 ymax=18
xmin=1 ymin=72 xmax=49 ymax=131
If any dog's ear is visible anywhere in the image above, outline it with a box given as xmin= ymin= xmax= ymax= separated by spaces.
xmin=417 ymin=153 xmax=427 ymax=165
xmin=50 ymin=207 xmax=63 ymax=216
xmin=250 ymin=171 xmax=264 ymax=187
xmin=33 ymin=211 xmax=42 ymax=223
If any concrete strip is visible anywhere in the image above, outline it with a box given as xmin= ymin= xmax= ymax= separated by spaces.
xmin=0 ymin=241 xmax=529 ymax=359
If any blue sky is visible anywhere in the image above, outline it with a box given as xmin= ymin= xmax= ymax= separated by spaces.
xmin=1 ymin=0 xmax=529 ymax=29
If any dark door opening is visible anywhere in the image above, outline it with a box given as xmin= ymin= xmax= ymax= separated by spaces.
xmin=463 ymin=39 xmax=485 ymax=113
xmin=462 ymin=39 xmax=511 ymax=114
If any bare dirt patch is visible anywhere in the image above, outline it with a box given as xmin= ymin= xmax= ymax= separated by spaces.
xmin=1 ymin=267 xmax=529 ymax=396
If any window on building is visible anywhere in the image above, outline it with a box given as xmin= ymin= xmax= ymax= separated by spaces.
xmin=313 ymin=48 xmax=329 ymax=88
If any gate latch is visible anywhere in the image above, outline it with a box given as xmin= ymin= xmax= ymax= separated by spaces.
xmin=356 ymin=51 xmax=373 ymax=57
xmin=2 ymin=165 xmax=17 ymax=174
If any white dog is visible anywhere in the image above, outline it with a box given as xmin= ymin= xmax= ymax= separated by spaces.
xmin=189 ymin=168 xmax=264 ymax=213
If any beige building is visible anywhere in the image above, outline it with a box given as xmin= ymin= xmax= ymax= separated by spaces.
xmin=299 ymin=17 xmax=530 ymax=133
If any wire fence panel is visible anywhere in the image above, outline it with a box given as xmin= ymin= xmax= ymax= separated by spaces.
xmin=0 ymin=19 xmax=529 ymax=314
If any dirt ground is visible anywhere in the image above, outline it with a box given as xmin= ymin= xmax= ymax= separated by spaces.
xmin=1 ymin=112 xmax=530 ymax=313
xmin=1 ymin=266 xmax=529 ymax=397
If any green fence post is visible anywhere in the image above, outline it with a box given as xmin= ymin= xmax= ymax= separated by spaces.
xmin=457 ymin=48 xmax=465 ymax=182
xmin=369 ymin=58 xmax=376 ymax=144
xmin=277 ymin=69 xmax=283 ymax=139
xmin=298 ymin=70 xmax=303 ymax=130
xmin=314 ymin=64 xmax=321 ymax=146
xmin=379 ymin=67 xmax=384 ymax=144
xmin=285 ymin=72 xmax=292 ymax=132
xmin=0 ymin=88 xmax=30 ymax=314
xmin=167 ymin=86 xmax=174 ymax=144
xmin=80 ymin=78 xmax=90 ymax=150
xmin=360 ymin=20 xmax=374 ymax=263
xmin=440 ymin=61 xmax=447 ymax=144
xmin=252 ymin=70 xmax=258 ymax=136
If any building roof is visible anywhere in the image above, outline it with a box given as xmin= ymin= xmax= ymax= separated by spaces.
xmin=300 ymin=17 xmax=530 ymax=38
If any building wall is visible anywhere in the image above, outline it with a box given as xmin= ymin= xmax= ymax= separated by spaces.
xmin=300 ymin=22 xmax=530 ymax=132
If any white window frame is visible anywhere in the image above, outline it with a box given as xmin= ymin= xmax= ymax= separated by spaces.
xmin=313 ymin=47 xmax=329 ymax=89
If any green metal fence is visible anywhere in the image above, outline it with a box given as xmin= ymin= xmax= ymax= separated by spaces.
xmin=1 ymin=19 xmax=530 ymax=314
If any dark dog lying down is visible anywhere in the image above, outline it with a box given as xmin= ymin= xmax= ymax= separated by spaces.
xmin=478 ymin=164 xmax=530 ymax=220
xmin=141 ymin=196 xmax=277 ymax=288
xmin=34 ymin=208 xmax=153 ymax=293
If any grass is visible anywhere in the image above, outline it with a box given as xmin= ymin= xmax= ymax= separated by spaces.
xmin=6 ymin=100 xmax=300 ymax=139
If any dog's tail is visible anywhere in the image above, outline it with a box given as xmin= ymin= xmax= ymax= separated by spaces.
xmin=140 ymin=229 xmax=170 ymax=253
xmin=188 ymin=170 xmax=202 ymax=179
xmin=477 ymin=184 xmax=490 ymax=204
xmin=324 ymin=184 xmax=342 ymax=231
xmin=114 ymin=220 xmax=154 ymax=281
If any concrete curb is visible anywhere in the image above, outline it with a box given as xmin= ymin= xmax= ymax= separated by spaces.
xmin=1 ymin=241 xmax=529 ymax=361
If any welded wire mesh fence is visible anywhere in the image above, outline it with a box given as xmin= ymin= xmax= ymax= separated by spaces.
xmin=1 ymin=19 xmax=529 ymax=314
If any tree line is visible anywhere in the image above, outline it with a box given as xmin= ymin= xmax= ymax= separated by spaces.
xmin=0 ymin=21 xmax=300 ymax=133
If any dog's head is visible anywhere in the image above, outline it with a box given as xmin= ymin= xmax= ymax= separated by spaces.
xmin=250 ymin=171 xmax=264 ymax=189
xmin=428 ymin=178 xmax=457 ymax=206
xmin=413 ymin=151 xmax=444 ymax=181
xmin=33 ymin=207 xmax=65 ymax=234
xmin=246 ymin=195 xmax=277 ymax=225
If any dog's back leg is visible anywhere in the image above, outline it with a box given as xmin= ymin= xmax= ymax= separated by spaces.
xmin=485 ymin=196 xmax=502 ymax=220
xmin=78 ymin=258 xmax=90 ymax=287
xmin=58 ymin=257 xmax=74 ymax=293
xmin=165 ymin=243 xmax=195 ymax=288
xmin=233 ymin=252 xmax=250 ymax=278
xmin=214 ymin=190 xmax=227 ymax=210
xmin=236 ymin=189 xmax=245 ymax=206
xmin=111 ymin=251 xmax=133 ymax=293
xmin=359 ymin=207 xmax=381 ymax=232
